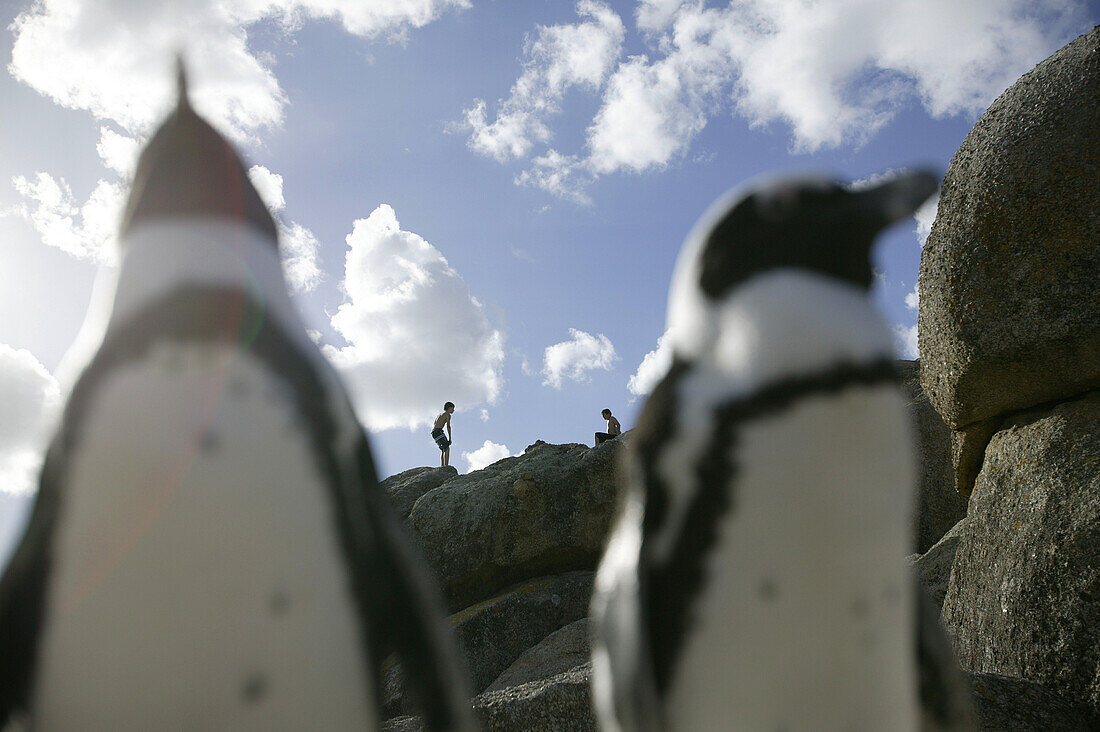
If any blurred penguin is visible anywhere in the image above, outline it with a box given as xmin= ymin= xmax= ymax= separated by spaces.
xmin=0 ymin=61 xmax=473 ymax=730
xmin=591 ymin=170 xmax=974 ymax=730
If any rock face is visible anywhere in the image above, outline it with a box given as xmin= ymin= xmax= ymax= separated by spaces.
xmin=942 ymin=392 xmax=1100 ymax=711
xmin=897 ymin=360 xmax=968 ymax=551
xmin=379 ymin=416 xmax=1096 ymax=729
xmin=947 ymin=417 xmax=1002 ymax=498
xmin=384 ymin=664 xmax=599 ymax=732
xmin=967 ymin=672 xmax=1100 ymax=731
xmin=910 ymin=517 xmax=967 ymax=610
xmin=474 ymin=664 xmax=595 ymax=732
xmin=918 ymin=26 xmax=1100 ymax=431
xmin=912 ymin=28 xmax=1100 ymax=722
xmin=406 ymin=439 xmax=622 ymax=612
xmin=380 ymin=465 xmax=458 ymax=519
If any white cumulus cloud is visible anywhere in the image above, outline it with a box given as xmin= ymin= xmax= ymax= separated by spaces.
xmin=10 ymin=1 xmax=279 ymax=142
xmin=323 ymin=204 xmax=505 ymax=431
xmin=635 ymin=0 xmax=687 ymax=34
xmin=905 ymin=283 xmax=920 ymax=311
xmin=462 ymin=440 xmax=514 ymax=473
xmin=269 ymin=0 xmax=472 ymax=39
xmin=514 ymin=150 xmax=592 ymax=205
xmin=0 ymin=344 xmax=62 ymax=497
xmin=721 ymin=0 xmax=1080 ymax=151
xmin=8 ymin=0 xmax=470 ymax=142
xmin=900 ymin=190 xmax=939 ymax=313
xmin=96 ymin=127 xmax=141 ymax=178
xmin=585 ymin=13 xmax=728 ymax=176
xmin=541 ymin=328 xmax=619 ymax=389
xmin=914 ymin=193 xmax=939 ymax=247
xmin=248 ymin=164 xmax=288 ymax=213
xmin=8 ymin=0 xmax=467 ymax=263
xmin=628 ymin=330 xmax=673 ymax=397
xmin=465 ymin=0 xmax=1087 ymax=201
xmin=280 ymin=222 xmax=323 ymax=293
xmin=893 ymin=323 xmax=919 ymax=359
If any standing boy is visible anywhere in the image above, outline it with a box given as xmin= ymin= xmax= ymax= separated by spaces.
xmin=595 ymin=408 xmax=621 ymax=446
xmin=432 ymin=401 xmax=455 ymax=467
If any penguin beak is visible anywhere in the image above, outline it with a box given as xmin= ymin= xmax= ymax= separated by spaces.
xmin=852 ymin=169 xmax=940 ymax=233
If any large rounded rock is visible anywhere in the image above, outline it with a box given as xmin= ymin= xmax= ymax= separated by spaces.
xmin=406 ymin=438 xmax=622 ymax=611
xmin=941 ymin=392 xmax=1100 ymax=711
xmin=918 ymin=27 xmax=1100 ymax=429
xmin=382 ymin=572 xmax=593 ymax=717
xmin=475 ymin=663 xmax=595 ymax=732
xmin=897 ymin=360 xmax=968 ymax=551
xmin=451 ymin=572 xmax=593 ymax=694
xmin=379 ymin=465 xmax=458 ymax=519
xmin=486 ymin=618 xmax=591 ymax=693
xmin=385 ymin=664 xmax=599 ymax=732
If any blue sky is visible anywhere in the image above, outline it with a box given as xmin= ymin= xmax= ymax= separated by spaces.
xmin=1 ymin=0 xmax=1097 ymax=561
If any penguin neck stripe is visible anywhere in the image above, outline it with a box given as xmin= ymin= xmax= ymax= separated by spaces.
xmin=643 ymin=356 xmax=899 ymax=694
xmin=113 ymin=220 xmax=296 ymax=346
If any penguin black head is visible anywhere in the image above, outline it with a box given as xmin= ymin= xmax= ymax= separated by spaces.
xmin=696 ymin=170 xmax=939 ymax=300
xmin=119 ymin=58 xmax=278 ymax=243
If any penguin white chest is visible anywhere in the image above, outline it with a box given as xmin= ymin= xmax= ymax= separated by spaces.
xmin=665 ymin=384 xmax=917 ymax=731
xmin=33 ymin=343 xmax=375 ymax=729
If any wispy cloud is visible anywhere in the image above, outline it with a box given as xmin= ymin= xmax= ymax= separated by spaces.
xmin=509 ymin=247 xmax=538 ymax=264
xmin=463 ymin=0 xmax=1086 ymax=201
xmin=455 ymin=0 xmax=625 ymax=161
xmin=247 ymin=165 xmax=322 ymax=292
xmin=9 ymin=173 xmax=124 ymax=265
xmin=514 ymin=150 xmax=592 ymax=206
